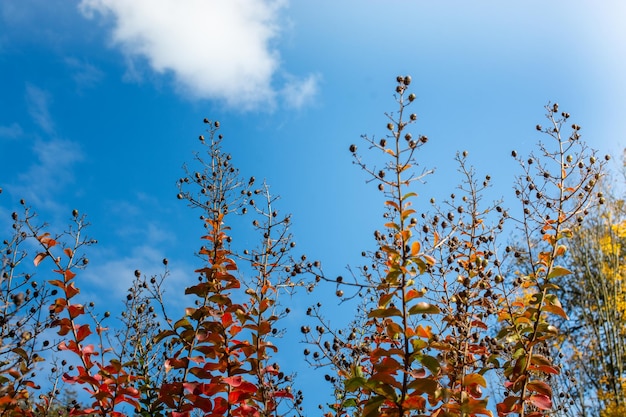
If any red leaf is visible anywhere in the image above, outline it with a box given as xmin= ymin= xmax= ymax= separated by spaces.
xmin=273 ymin=390 xmax=294 ymax=399
xmin=76 ymin=324 xmax=91 ymax=342
xmin=213 ymin=397 xmax=228 ymax=414
xmin=528 ymin=394 xmax=552 ymax=410
xmin=68 ymin=304 xmax=84 ymax=319
xmin=528 ymin=364 xmax=559 ymax=375
xmin=53 ymin=318 xmax=72 ymax=336
xmin=496 ymin=396 xmax=521 ymax=416
xmin=223 ymin=375 xmax=243 ymax=387
xmin=222 ymin=312 xmax=233 ymax=327
xmin=164 ymin=357 xmax=189 ymax=372
xmin=236 ymin=381 xmax=258 ymax=394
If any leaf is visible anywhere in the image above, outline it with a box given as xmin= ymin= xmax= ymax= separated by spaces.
xmin=34 ymin=253 xmax=47 ymax=266
xmin=526 ymin=380 xmax=552 ymax=397
xmin=415 ymin=325 xmax=432 ymax=339
xmin=378 ymin=293 xmax=395 ymax=308
xmin=423 ymin=255 xmax=436 ymax=266
xmin=463 ymin=373 xmax=487 ymax=388
xmin=363 ymin=396 xmax=387 ymax=417
xmin=406 ymin=288 xmax=424 ymax=301
xmin=385 ymin=200 xmax=400 ymax=211
xmin=368 ymin=307 xmax=402 ymax=318
xmin=65 ymin=282 xmax=80 ymax=299
xmin=68 ymin=304 xmax=84 ymax=319
xmin=75 ymin=324 xmax=91 ymax=342
xmin=345 ymin=376 xmax=367 ymax=392
xmin=408 ymin=302 xmax=440 ymax=315
xmin=223 ymin=375 xmax=243 ymax=387
xmin=407 ymin=377 xmax=437 ymax=394
xmin=496 ymin=395 xmax=521 ymax=415
xmin=385 ymin=222 xmax=400 ymax=231
xmin=411 ymin=241 xmax=421 ymax=256
xmin=528 ymin=394 xmax=552 ymax=410
xmin=174 ymin=317 xmax=192 ymax=330
xmin=273 ymin=390 xmax=294 ymax=399
xmin=543 ymin=303 xmax=568 ymax=319
xmin=547 ymin=266 xmax=572 ymax=279
xmin=419 ymin=355 xmax=440 ymax=375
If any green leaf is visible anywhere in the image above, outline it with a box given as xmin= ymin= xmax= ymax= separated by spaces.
xmin=419 ymin=355 xmax=441 ymax=375
xmin=363 ymin=396 xmax=386 ymax=417
xmin=365 ymin=380 xmax=397 ymax=401
xmin=547 ymin=266 xmax=572 ymax=279
xmin=173 ymin=317 xmax=192 ymax=330
xmin=341 ymin=398 xmax=357 ymax=408
xmin=345 ymin=376 xmax=367 ymax=392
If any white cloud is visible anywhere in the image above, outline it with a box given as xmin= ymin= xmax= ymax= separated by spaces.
xmin=78 ymin=0 xmax=317 ymax=110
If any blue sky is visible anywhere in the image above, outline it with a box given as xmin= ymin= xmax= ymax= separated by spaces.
xmin=1 ymin=0 xmax=625 ymax=409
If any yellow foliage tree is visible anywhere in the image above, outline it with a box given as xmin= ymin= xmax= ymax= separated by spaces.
xmin=556 ymin=176 xmax=626 ymax=417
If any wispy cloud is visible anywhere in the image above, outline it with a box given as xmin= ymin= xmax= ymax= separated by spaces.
xmin=12 ymin=138 xmax=84 ymax=209
xmin=8 ymin=85 xmax=83 ymax=211
xmin=65 ymin=57 xmax=105 ymax=89
xmin=281 ymin=73 xmax=321 ymax=109
xmin=78 ymin=0 xmax=318 ymax=110
xmin=25 ymin=84 xmax=54 ymax=134
xmin=0 ymin=123 xmax=23 ymax=139
xmin=79 ymin=228 xmax=197 ymax=315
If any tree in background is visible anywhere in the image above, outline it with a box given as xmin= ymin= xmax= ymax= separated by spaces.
xmin=553 ymin=161 xmax=625 ymax=417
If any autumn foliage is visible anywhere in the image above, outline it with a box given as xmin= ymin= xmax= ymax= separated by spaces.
xmin=0 ymin=76 xmax=614 ymax=417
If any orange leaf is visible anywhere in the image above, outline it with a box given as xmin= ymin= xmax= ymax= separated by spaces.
xmin=34 ymin=253 xmax=47 ymax=266
xmin=423 ymin=255 xmax=436 ymax=266
xmin=415 ymin=325 xmax=432 ymax=339
xmin=463 ymin=373 xmax=487 ymax=387
xmin=411 ymin=242 xmax=421 ymax=256
xmin=65 ymin=282 xmax=80 ymax=299
xmin=64 ymin=269 xmax=76 ymax=282
xmin=68 ymin=304 xmax=84 ymax=319
xmin=527 ymin=380 xmax=552 ymax=397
